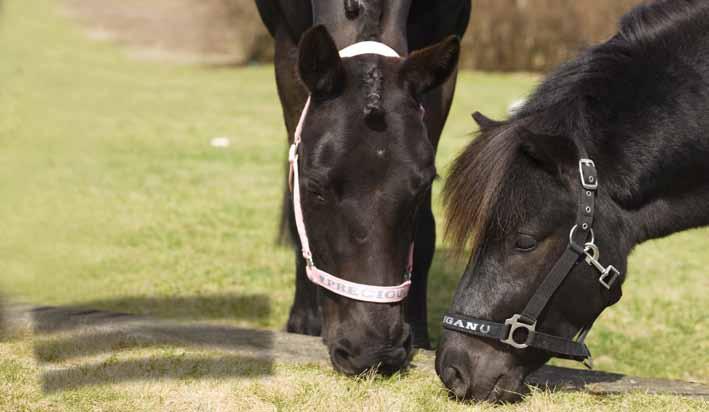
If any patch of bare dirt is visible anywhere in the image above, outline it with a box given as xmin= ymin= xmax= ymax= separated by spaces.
xmin=62 ymin=0 xmax=272 ymax=65
xmin=60 ymin=0 xmax=643 ymax=71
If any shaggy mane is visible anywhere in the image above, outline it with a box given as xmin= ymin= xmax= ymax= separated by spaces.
xmin=443 ymin=0 xmax=709 ymax=255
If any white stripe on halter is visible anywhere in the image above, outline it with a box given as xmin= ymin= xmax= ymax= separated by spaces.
xmin=338 ymin=41 xmax=400 ymax=58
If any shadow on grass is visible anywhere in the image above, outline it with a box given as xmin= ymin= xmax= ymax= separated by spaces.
xmin=527 ymin=365 xmax=623 ymax=392
xmin=30 ymin=294 xmax=274 ymax=393
xmin=42 ymin=354 xmax=272 ymax=393
xmin=32 ymin=294 xmax=271 ymax=334
xmin=33 ymin=320 xmax=274 ymax=363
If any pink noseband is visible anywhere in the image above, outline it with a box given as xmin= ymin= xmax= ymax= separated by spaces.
xmin=288 ymin=41 xmax=414 ymax=304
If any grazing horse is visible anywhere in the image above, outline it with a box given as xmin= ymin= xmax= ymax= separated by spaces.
xmin=436 ymin=0 xmax=709 ymax=402
xmin=255 ymin=1 xmax=471 ymax=374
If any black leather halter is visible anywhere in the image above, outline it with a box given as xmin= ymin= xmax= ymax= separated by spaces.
xmin=443 ymin=158 xmax=621 ymax=366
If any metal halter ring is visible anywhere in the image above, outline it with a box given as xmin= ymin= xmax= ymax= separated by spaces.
xmin=502 ymin=314 xmax=536 ymax=349
xmin=569 ymin=225 xmax=595 ymax=246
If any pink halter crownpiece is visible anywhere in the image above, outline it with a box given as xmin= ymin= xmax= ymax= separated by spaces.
xmin=288 ymin=41 xmax=415 ymax=304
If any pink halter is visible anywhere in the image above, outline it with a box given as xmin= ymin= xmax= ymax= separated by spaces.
xmin=288 ymin=41 xmax=414 ymax=304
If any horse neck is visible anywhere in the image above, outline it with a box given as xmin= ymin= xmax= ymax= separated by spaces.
xmin=311 ymin=0 xmax=411 ymax=54
xmin=594 ymin=108 xmax=709 ymax=245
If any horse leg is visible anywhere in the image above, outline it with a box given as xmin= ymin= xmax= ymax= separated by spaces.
xmin=283 ymin=185 xmax=322 ymax=336
xmin=286 ymin=258 xmax=322 ymax=335
xmin=271 ymin=29 xmax=321 ymax=336
xmin=407 ymin=191 xmax=435 ymax=349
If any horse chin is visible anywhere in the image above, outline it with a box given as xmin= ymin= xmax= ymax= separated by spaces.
xmin=436 ymin=332 xmax=543 ymax=403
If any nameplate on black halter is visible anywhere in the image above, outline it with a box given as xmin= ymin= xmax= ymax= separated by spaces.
xmin=442 ymin=315 xmax=497 ymax=336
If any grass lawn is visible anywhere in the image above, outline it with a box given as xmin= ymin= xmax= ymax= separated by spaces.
xmin=0 ymin=0 xmax=707 ymax=410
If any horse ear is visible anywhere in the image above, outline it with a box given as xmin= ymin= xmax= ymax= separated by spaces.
xmin=519 ymin=130 xmax=578 ymax=175
xmin=400 ymin=35 xmax=460 ymax=97
xmin=298 ymin=25 xmax=344 ymax=97
xmin=472 ymin=112 xmax=504 ymax=130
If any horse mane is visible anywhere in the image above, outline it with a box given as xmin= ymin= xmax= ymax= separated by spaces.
xmin=354 ymin=1 xmax=386 ymax=120
xmin=618 ymin=0 xmax=709 ymax=45
xmin=444 ymin=0 xmax=709 ymax=255
xmin=357 ymin=0 xmax=383 ymax=42
xmin=344 ymin=0 xmax=361 ymax=20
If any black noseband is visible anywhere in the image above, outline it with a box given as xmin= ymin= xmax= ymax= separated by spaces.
xmin=443 ymin=156 xmax=621 ymax=367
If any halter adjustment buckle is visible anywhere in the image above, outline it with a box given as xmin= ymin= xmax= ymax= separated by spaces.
xmin=302 ymin=250 xmax=314 ymax=268
xmin=579 ymin=159 xmax=598 ymax=190
xmin=502 ymin=314 xmax=536 ymax=349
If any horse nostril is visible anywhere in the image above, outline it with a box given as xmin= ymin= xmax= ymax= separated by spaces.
xmin=377 ymin=348 xmax=409 ymax=375
xmin=441 ymin=366 xmax=470 ymax=400
xmin=333 ymin=347 xmax=352 ymax=363
xmin=331 ymin=345 xmax=357 ymax=374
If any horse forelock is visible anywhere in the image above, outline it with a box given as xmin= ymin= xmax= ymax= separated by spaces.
xmin=363 ymin=62 xmax=384 ymax=119
xmin=443 ymin=125 xmax=527 ymax=258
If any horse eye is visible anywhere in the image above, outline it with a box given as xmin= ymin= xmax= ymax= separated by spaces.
xmin=304 ymin=179 xmax=327 ymax=203
xmin=310 ymin=191 xmax=326 ymax=203
xmin=515 ymin=234 xmax=537 ymax=252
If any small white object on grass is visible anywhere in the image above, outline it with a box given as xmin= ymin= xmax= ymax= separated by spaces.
xmin=210 ymin=137 xmax=231 ymax=148
xmin=508 ymin=98 xmax=527 ymax=115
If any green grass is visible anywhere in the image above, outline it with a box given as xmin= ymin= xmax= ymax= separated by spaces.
xmin=0 ymin=0 xmax=707 ymax=410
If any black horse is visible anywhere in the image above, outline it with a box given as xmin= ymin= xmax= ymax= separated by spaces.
xmin=437 ymin=0 xmax=709 ymax=403
xmin=255 ymin=1 xmax=471 ymax=374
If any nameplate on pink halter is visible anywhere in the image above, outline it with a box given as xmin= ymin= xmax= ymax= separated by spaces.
xmin=306 ymin=265 xmax=411 ymax=304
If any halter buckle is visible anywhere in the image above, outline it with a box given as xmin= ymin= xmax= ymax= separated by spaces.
xmin=598 ymin=265 xmax=620 ymax=290
xmin=579 ymin=159 xmax=598 ymax=190
xmin=302 ymin=251 xmax=314 ymax=268
xmin=502 ymin=314 xmax=536 ymax=349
